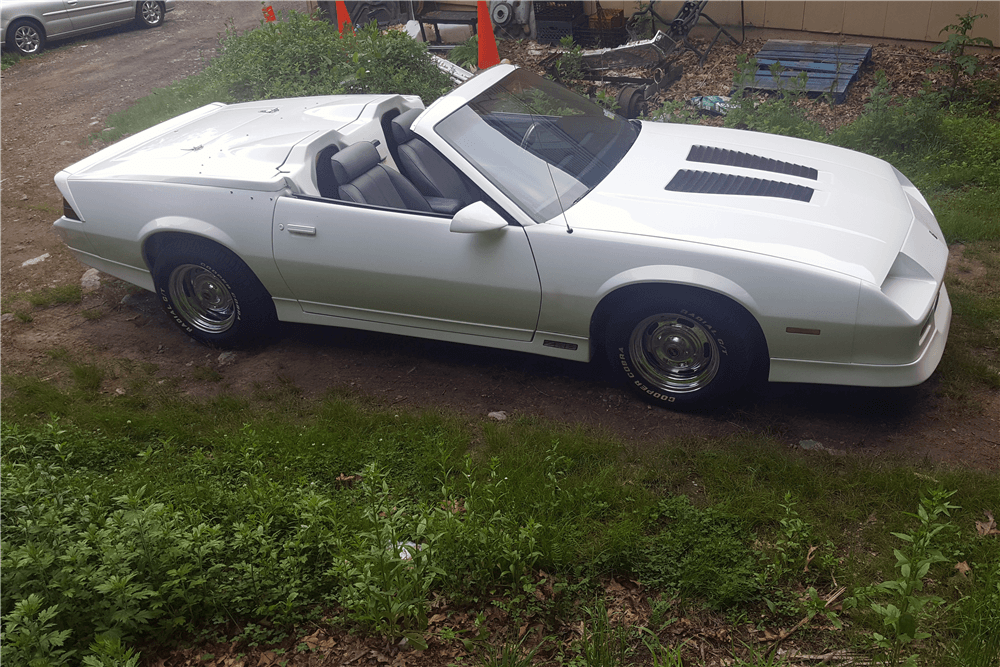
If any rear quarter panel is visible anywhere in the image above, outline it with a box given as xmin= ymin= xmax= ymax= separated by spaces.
xmin=65 ymin=179 xmax=289 ymax=299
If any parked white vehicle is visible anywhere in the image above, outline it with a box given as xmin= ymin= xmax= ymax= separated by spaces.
xmin=1 ymin=0 xmax=173 ymax=56
xmin=53 ymin=65 xmax=951 ymax=408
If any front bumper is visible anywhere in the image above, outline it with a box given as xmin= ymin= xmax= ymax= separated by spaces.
xmin=768 ymin=282 xmax=951 ymax=388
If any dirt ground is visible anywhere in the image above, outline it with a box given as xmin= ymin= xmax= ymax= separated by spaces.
xmin=2 ymin=2 xmax=999 ymax=472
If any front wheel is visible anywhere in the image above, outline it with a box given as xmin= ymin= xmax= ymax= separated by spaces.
xmin=136 ymin=1 xmax=165 ymax=27
xmin=8 ymin=19 xmax=45 ymax=56
xmin=152 ymin=240 xmax=276 ymax=348
xmin=605 ymin=290 xmax=764 ymax=409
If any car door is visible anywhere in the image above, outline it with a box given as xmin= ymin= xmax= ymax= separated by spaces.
xmin=271 ymin=197 xmax=542 ymax=341
xmin=64 ymin=0 xmax=133 ymax=31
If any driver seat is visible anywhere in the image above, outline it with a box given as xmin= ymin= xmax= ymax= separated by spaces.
xmin=390 ymin=109 xmax=476 ymax=206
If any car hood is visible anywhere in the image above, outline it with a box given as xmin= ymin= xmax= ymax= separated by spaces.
xmin=568 ymin=121 xmax=916 ymax=284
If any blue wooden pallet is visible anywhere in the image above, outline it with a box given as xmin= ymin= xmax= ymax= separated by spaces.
xmin=740 ymin=39 xmax=872 ymax=104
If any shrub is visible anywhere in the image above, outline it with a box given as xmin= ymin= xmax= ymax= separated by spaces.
xmin=205 ymin=10 xmax=451 ymax=104
xmin=830 ymin=71 xmax=943 ymax=159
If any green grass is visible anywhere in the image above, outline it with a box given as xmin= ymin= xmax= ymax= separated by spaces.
xmin=2 ymin=357 xmax=999 ymax=665
xmin=2 ymin=285 xmax=82 ymax=313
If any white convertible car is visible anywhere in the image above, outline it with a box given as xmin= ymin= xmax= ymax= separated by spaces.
xmin=53 ymin=64 xmax=951 ymax=408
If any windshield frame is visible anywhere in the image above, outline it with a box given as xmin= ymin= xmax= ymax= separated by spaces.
xmin=430 ymin=68 xmax=639 ymax=224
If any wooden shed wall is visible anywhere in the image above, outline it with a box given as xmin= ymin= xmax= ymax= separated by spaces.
xmin=612 ymin=1 xmax=999 ymax=44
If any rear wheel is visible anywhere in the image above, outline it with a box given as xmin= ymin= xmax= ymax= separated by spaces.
xmin=605 ymin=289 xmax=763 ymax=409
xmin=136 ymin=1 xmax=165 ymax=27
xmin=8 ymin=19 xmax=45 ymax=56
xmin=152 ymin=239 xmax=276 ymax=348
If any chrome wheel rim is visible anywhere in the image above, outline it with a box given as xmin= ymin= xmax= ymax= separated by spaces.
xmin=140 ymin=1 xmax=162 ymax=24
xmin=628 ymin=313 xmax=720 ymax=393
xmin=14 ymin=26 xmax=41 ymax=54
xmin=168 ymin=264 xmax=236 ymax=334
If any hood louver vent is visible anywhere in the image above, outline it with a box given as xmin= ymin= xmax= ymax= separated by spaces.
xmin=665 ymin=170 xmax=814 ymax=203
xmin=687 ymin=145 xmax=818 ymax=181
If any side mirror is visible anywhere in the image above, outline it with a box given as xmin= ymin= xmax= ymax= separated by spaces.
xmin=450 ymin=202 xmax=508 ymax=234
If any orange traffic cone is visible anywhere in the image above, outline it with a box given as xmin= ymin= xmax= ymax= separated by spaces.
xmin=477 ymin=1 xmax=500 ymax=69
xmin=335 ymin=0 xmax=354 ymax=34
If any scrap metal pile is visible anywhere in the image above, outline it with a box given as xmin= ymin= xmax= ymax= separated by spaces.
xmin=541 ymin=0 xmax=741 ymax=117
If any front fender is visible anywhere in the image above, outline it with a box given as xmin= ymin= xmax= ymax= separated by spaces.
xmin=596 ymin=264 xmax=760 ymax=315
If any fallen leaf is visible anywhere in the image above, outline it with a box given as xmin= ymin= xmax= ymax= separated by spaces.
xmin=336 ymin=473 xmax=359 ymax=487
xmin=976 ymin=510 xmax=999 ymax=537
xmin=955 ymin=561 xmax=972 ymax=576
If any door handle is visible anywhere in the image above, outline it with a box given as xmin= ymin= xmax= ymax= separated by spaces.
xmin=286 ymin=224 xmax=316 ymax=236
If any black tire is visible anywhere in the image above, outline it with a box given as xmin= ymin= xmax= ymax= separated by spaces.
xmin=604 ymin=289 xmax=763 ymax=409
xmin=135 ymin=1 xmax=165 ymax=28
xmin=8 ymin=19 xmax=45 ymax=56
xmin=152 ymin=239 xmax=276 ymax=348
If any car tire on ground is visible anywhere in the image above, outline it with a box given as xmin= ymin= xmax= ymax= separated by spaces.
xmin=136 ymin=1 xmax=165 ymax=28
xmin=604 ymin=288 xmax=764 ymax=409
xmin=8 ymin=19 xmax=45 ymax=56
xmin=152 ymin=239 xmax=276 ymax=348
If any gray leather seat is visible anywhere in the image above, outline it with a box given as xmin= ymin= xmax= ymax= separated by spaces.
xmin=391 ymin=109 xmax=476 ymax=206
xmin=330 ymin=141 xmax=432 ymax=212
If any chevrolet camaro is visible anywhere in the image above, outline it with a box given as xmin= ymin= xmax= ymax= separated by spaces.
xmin=53 ymin=64 xmax=951 ymax=408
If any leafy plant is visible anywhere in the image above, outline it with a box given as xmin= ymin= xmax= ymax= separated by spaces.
xmin=594 ymin=89 xmax=619 ymax=112
xmin=931 ymin=12 xmax=995 ymax=95
xmin=849 ymin=489 xmax=959 ymax=666
xmin=0 ymin=594 xmax=75 ymax=667
xmin=555 ymin=36 xmax=584 ymax=84
xmin=331 ymin=464 xmax=443 ymax=648
xmin=81 ymin=634 xmax=141 ymax=667
xmin=450 ymin=35 xmax=479 ymax=70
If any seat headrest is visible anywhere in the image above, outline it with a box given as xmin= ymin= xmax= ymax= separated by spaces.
xmin=390 ymin=108 xmax=423 ymax=144
xmin=330 ymin=142 xmax=381 ymax=183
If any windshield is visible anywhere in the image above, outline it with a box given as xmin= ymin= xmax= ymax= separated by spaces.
xmin=435 ymin=69 xmax=638 ymax=223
